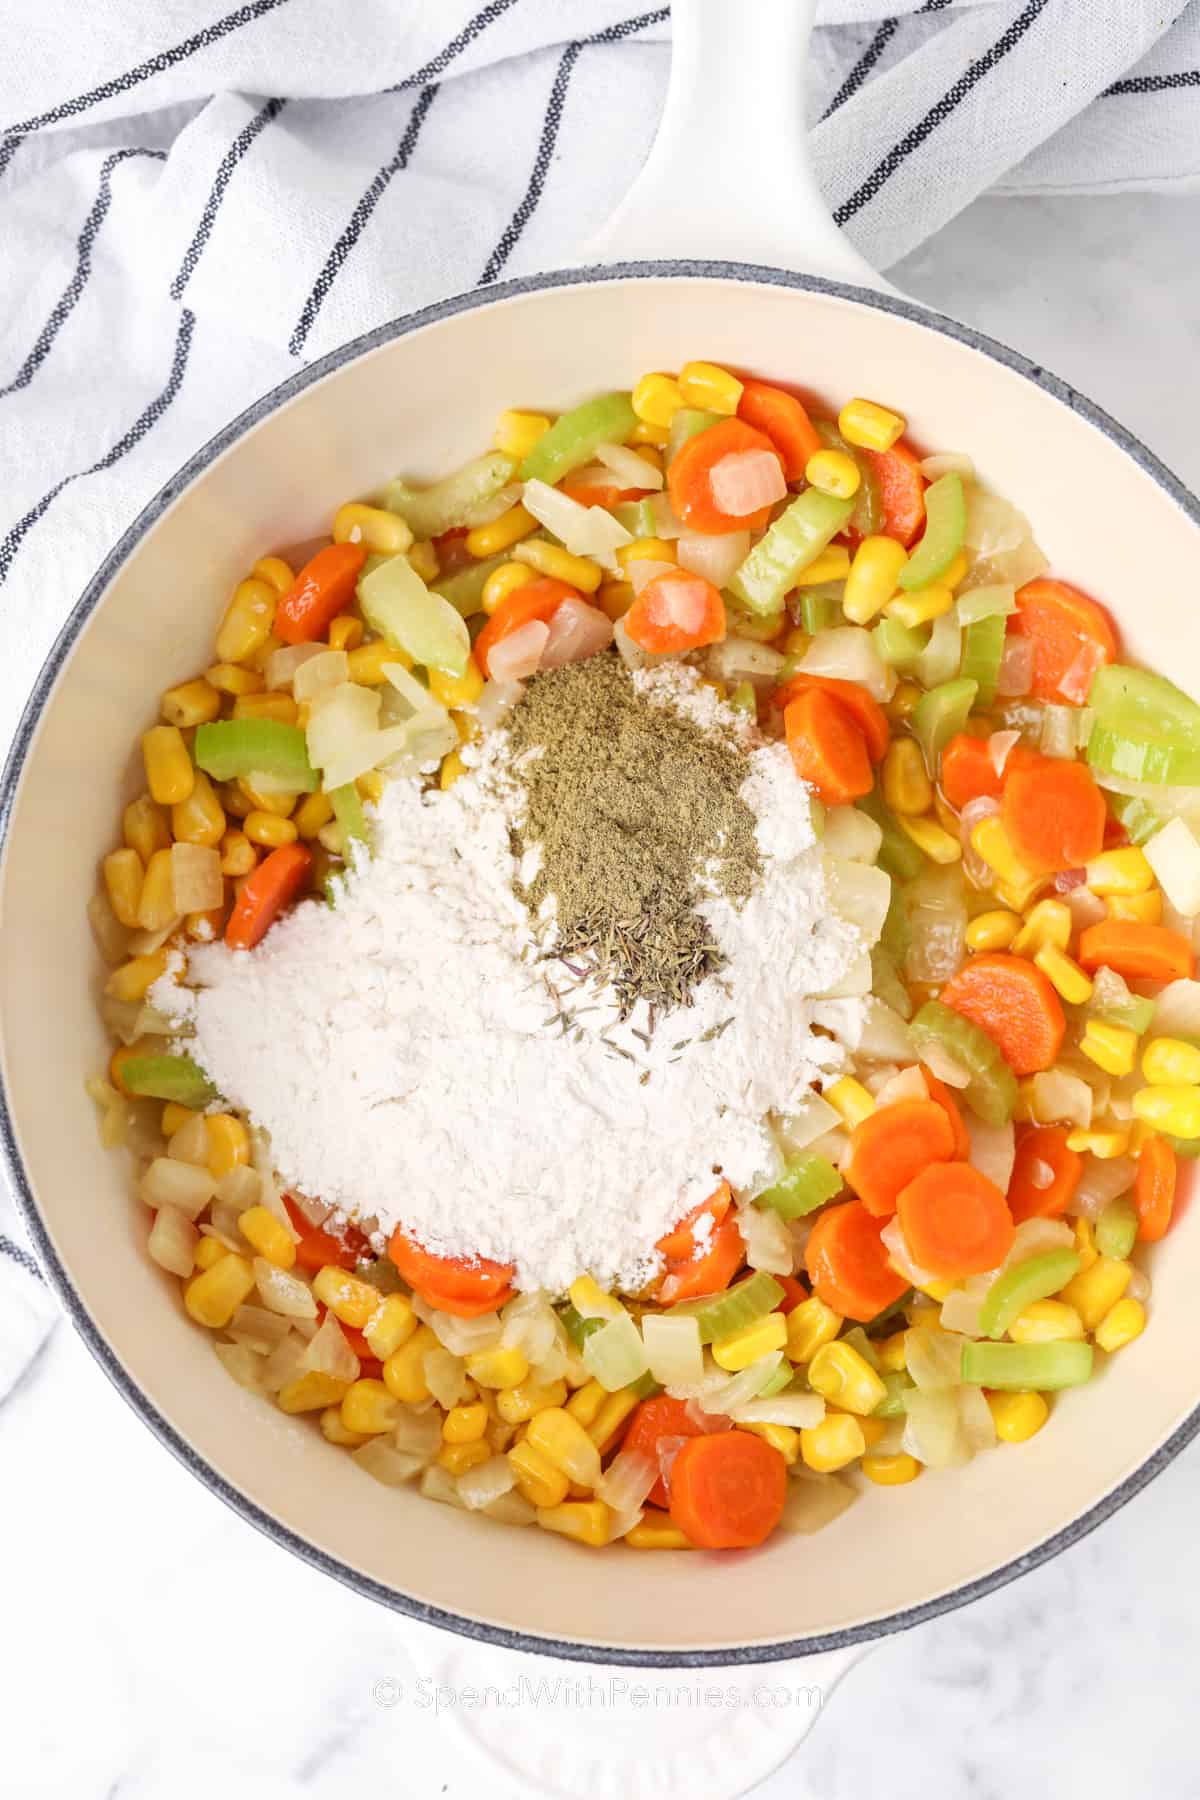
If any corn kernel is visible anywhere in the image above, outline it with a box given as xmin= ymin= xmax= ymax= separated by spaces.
xmin=247 ymin=555 xmax=293 ymax=595
xmin=1012 ymin=898 xmax=1071 ymax=958
xmin=481 ymin=560 xmax=535 ymax=615
xmin=844 ymin=535 xmax=908 ymax=625
xmin=711 ymin=1311 xmax=789 ymax=1372
xmin=383 ymin=1324 xmax=437 ymax=1404
xmin=244 ymin=809 xmax=300 ymax=849
xmin=278 ymin=1371 xmax=351 ymax=1414
xmin=1034 ymin=943 xmax=1093 ymax=1005
xmin=1059 ymin=1256 xmax=1132 ymax=1331
xmin=494 ymin=409 xmax=551 ymax=459
xmin=1095 ymin=1296 xmax=1147 ymax=1354
xmin=206 ymin=663 xmax=264 ymax=697
xmin=1084 ymin=847 xmax=1155 ymax=896
xmin=509 ymin=1438 xmax=571 ymax=1508
xmin=161 ymin=677 xmax=221 ymax=730
xmin=1072 ymin=1217 xmax=1098 ymax=1272
xmin=437 ymin=1438 xmax=491 ymax=1477
xmin=237 ymin=1204 xmax=295 ymax=1269
xmin=592 ymin=580 xmax=632 ymax=624
xmin=808 ymin=1341 xmax=887 ymax=1415
xmin=105 ymin=949 xmax=169 ymax=1004
xmin=496 ymin=1379 xmax=569 ymax=1425
xmin=800 ymin=1412 xmax=865 ymax=1473
xmin=824 ymin=1076 xmax=876 ymax=1128
xmin=172 ymin=769 xmax=226 ymax=849
xmin=336 ymin=1378 xmax=398 ymax=1436
xmin=537 ymin=1500 xmax=612 ymax=1547
xmin=333 ymin=502 xmax=412 ymax=555
xmin=216 ymin=577 xmax=277 ymax=665
xmin=1080 ymin=1020 xmax=1139 ymax=1078
xmin=328 ymin=614 xmax=364 ymax=653
xmin=632 ymin=372 xmax=683 ymax=428
xmin=142 ymin=725 xmax=194 ymax=806
xmin=346 ymin=639 xmax=410 ymax=685
xmin=965 ymin=909 xmax=1021 ymax=953
xmin=805 ymin=448 xmax=860 ymax=499
xmin=1107 ymin=889 xmax=1163 ymax=924
xmin=192 ymin=1235 xmax=230 ymax=1271
xmin=320 ymin=1405 xmax=368 ymax=1447
xmin=1008 ymin=1299 xmax=1085 ymax=1344
xmin=616 ymin=536 xmax=676 ymax=572
xmin=421 ymin=664 xmax=482 ymax=720
xmin=589 ymin=1388 xmax=641 ymax=1454
xmin=525 ymin=1407 xmax=602 ymax=1487
xmin=1132 ymin=1084 xmax=1200 ymax=1137
xmin=887 ymin=680 xmax=922 ymax=722
xmin=1143 ymin=1037 xmax=1200 ymax=1086
xmin=792 ymin=546 xmax=851 ymax=588
xmin=630 ymin=417 xmax=670 ymax=447
xmin=565 ymin=1379 xmax=607 ymax=1427
xmin=312 ymin=1266 xmax=380 ymax=1329
xmin=442 ymin=1401 xmax=489 ymax=1444
xmin=512 ymin=538 xmax=603 ymax=594
xmin=678 ymin=360 xmax=743 ymax=414
xmin=881 ymin=738 xmax=931 ymax=816
xmin=899 ymin=815 xmax=962 ymax=864
xmin=885 ymin=584 xmax=954 ymax=629
xmin=625 ymin=1508 xmax=694 ymax=1549
xmin=161 ymin=1101 xmax=195 ymax=1137
xmin=862 ymin=1451 xmax=921 ymax=1485
xmin=205 ymin=1113 xmax=249 ymax=1178
xmin=1065 ymin=1127 xmax=1130 ymax=1160
xmin=361 ymin=1295 xmax=416 ymax=1361
xmin=290 ymin=793 xmax=332 ymax=843
xmin=874 ymin=1330 xmax=909 ymax=1373
xmin=838 ymin=398 xmax=905 ymax=453
xmin=740 ymin=1422 xmax=800 ymax=1465
xmin=437 ymin=751 xmax=465 ymax=792
xmin=465 ymin=1344 xmax=529 ymax=1390
xmin=786 ymin=1296 xmax=844 ymax=1363
xmin=184 ymin=1253 xmax=254 ymax=1328
xmin=988 ymin=1390 xmax=1049 ymax=1443
xmin=568 ymin=1276 xmax=620 ymax=1319
xmin=137 ymin=847 xmax=177 ymax=932
xmin=465 ymin=504 xmax=537 ymax=561
xmin=122 ymin=795 xmax=170 ymax=867
xmin=185 ymin=904 xmax=226 ymax=944
xmin=357 ymin=770 xmax=385 ymax=805
xmin=486 ymin=1417 xmax=518 ymax=1455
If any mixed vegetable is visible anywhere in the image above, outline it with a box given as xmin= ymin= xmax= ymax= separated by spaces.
xmin=88 ymin=359 xmax=1199 ymax=1555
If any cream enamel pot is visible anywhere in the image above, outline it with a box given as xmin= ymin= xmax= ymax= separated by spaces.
xmin=2 ymin=0 xmax=1198 ymax=1666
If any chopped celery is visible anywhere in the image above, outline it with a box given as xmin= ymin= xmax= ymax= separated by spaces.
xmin=956 ymin=583 xmax=1016 ymax=626
xmin=1105 ymin=789 xmax=1172 ymax=848
xmin=873 ymin=616 xmax=928 ymax=671
xmin=629 ymin=1369 xmax=663 ymax=1400
xmin=960 ymin=1339 xmax=1093 ymax=1390
xmin=120 ymin=1053 xmax=216 ymax=1107
xmin=613 ymin=497 xmax=659 ymax=538
xmin=865 ymin=1289 xmax=914 ymax=1335
xmin=194 ymin=720 xmax=318 ymax=792
xmin=330 ymin=783 xmax=369 ymax=854
xmin=432 ymin=552 xmax=508 ymax=619
xmin=914 ymin=609 xmax=962 ymax=690
xmin=729 ymin=681 xmax=757 ymax=716
xmin=870 ymin=944 xmax=914 ymax=1020
xmin=814 ymin=421 xmax=880 ymax=538
xmin=380 ymin=452 xmax=517 ymax=539
xmin=558 ymin=1301 xmax=603 ymax=1348
xmin=960 ymin=615 xmax=1006 ymax=706
xmin=755 ymin=1363 xmax=796 ymax=1400
xmin=1087 ymin=721 xmax=1200 ymax=787
xmin=880 ymin=879 xmax=914 ymax=967
xmin=977 ymin=1247 xmax=1080 ymax=1339
xmin=1088 ymin=665 xmax=1200 ymax=786
xmin=520 ymin=393 xmax=637 ymax=485
xmin=912 ymin=678 xmax=978 ymax=771
xmin=858 ymin=785 xmax=927 ymax=884
xmin=667 ymin=407 xmax=721 ymax=463
xmin=909 ymin=1000 xmax=1017 ymax=1125
xmin=727 ymin=489 xmax=855 ymax=616
xmin=1165 ymin=1134 xmax=1200 ymax=1158
xmin=874 ymin=1370 xmax=914 ymax=1417
xmin=360 ymin=555 xmax=469 ymax=678
xmin=756 ymin=1152 xmax=842 ymax=1220
xmin=897 ymin=472 xmax=966 ymax=590
xmin=1088 ymin=968 xmax=1156 ymax=1034
xmin=798 ymin=584 xmax=844 ymax=634
xmin=666 ymin=1270 xmax=785 ymax=1345
xmin=1095 ymin=1195 xmax=1138 ymax=1260
xmin=840 ymin=1326 xmax=881 ymax=1369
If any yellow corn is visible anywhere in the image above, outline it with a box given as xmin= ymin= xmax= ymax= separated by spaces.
xmin=346 ymin=640 xmax=410 ymax=685
xmin=206 ymin=663 xmax=264 ymax=696
xmin=512 ymin=538 xmax=603 ymax=593
xmin=494 ymin=409 xmax=550 ymax=459
xmin=589 ymin=1387 xmax=642 ymax=1454
xmin=874 ymin=1330 xmax=909 ymax=1373
xmin=465 ymin=503 xmax=537 ymax=560
xmin=1143 ymin=1037 xmax=1200 ymax=1086
xmin=800 ymin=1412 xmax=865 ymax=1473
xmin=496 ymin=1379 xmax=568 ymax=1425
xmin=341 ymin=1379 xmax=400 ymax=1436
xmin=965 ymin=909 xmax=1021 ymax=953
xmin=312 ymin=1266 xmax=380 ymax=1330
xmin=838 ymin=398 xmax=905 ymax=453
xmin=740 ymin=1421 xmax=800 ymax=1465
xmin=632 ymin=372 xmax=683 ymax=428
xmin=1129 ymin=1119 xmax=1156 ymax=1154
xmin=941 ymin=550 xmax=970 ymax=590
xmin=363 ymin=1294 xmax=416 ymax=1360
xmin=616 ymin=536 xmax=676 ymax=570
xmin=204 ymin=1113 xmax=249 ymax=1179
xmin=1065 ymin=1127 xmax=1130 ymax=1159
xmin=486 ymin=1417 xmax=518 ymax=1455
xmin=1011 ymin=898 xmax=1071 ymax=958
xmin=711 ymin=1312 xmax=788 ymax=1372
xmin=220 ymin=783 xmax=252 ymax=820
xmin=508 ymin=1438 xmax=571 ymax=1508
xmin=102 ymin=847 xmax=144 ymax=927
xmin=142 ymin=725 xmax=194 ymax=806
xmin=161 ymin=1101 xmax=195 ymax=1137
xmin=382 ymin=1324 xmax=437 ymax=1404
xmin=1083 ymin=847 xmax=1154 ymax=896
xmin=805 ymin=448 xmax=860 ymax=499
xmin=217 ymin=830 xmax=255 ymax=878
xmin=237 ymin=1204 xmax=295 ymax=1268
xmin=887 ymin=680 xmax=922 ymax=722
xmin=137 ymin=848 xmax=177 ymax=932
xmin=1034 ymin=944 xmax=1093 ymax=1005
xmin=885 ymin=584 xmax=954 ymax=629
xmin=320 ymin=1405 xmax=369 ymax=1447
xmin=481 ymin=561 xmax=535 ymax=615
xmin=1008 ymin=1299 xmax=1084 ymax=1344
xmin=1132 ymin=1084 xmax=1200 ymax=1137
xmin=807 ymin=1340 xmax=887 ymax=1415
xmin=565 ymin=1379 xmax=607 ymax=1427
xmin=161 ymin=678 xmax=221 ymax=730
xmin=1073 ymin=1217 xmax=1098 ymax=1272
xmin=427 ymin=659 xmax=484 ymax=713
xmin=105 ymin=949 xmax=169 ymax=1004
xmin=358 ymin=771 xmax=385 ymax=805
xmin=899 ymin=815 xmax=962 ymax=864
xmin=248 ymin=634 xmax=283 ymax=673
xmin=216 ymin=577 xmax=277 ymax=665
xmin=464 ymin=1345 xmax=529 ymax=1390
xmin=793 ymin=546 xmax=852 ymax=587
xmin=251 ymin=555 xmax=294 ymax=595
xmin=438 ymin=751 xmax=466 ymax=792
xmin=567 ymin=1276 xmax=620 ymax=1319
xmin=122 ymin=795 xmax=170 ymax=866
xmin=881 ymin=738 xmax=932 ymax=816
xmin=630 ymin=417 xmax=670 ymax=447
xmin=1080 ymin=1020 xmax=1139 ymax=1079
xmin=525 ymin=1407 xmax=602 ymax=1487
xmin=183 ymin=1253 xmax=254 ymax=1328
xmin=278 ymin=1371 xmax=351 ymax=1414
xmin=438 ymin=1438 xmax=491 ymax=1477
xmin=862 ymin=1451 xmax=921 ymax=1485
xmin=597 ymin=581 xmax=634 ymax=623
xmin=328 ymin=614 xmax=364 ymax=653
xmin=782 ymin=628 xmax=811 ymax=657
xmin=824 ymin=1076 xmax=876 ymax=1128
xmin=1107 ymin=890 xmax=1163 ymax=924
xmin=192 ymin=1235 xmax=230 ymax=1271
xmin=171 ymin=770 xmax=226 ymax=849
xmin=537 ymin=1500 xmax=611 ymax=1547
xmin=1059 ymin=1257 xmax=1132 ymax=1331
xmin=1095 ymin=1296 xmax=1147 ymax=1353
xmin=786 ymin=1296 xmax=844 ymax=1363
xmin=185 ymin=904 xmax=226 ymax=943
xmin=244 ymin=810 xmax=299 ymax=848
xmin=625 ymin=1509 xmax=694 ymax=1549
xmin=333 ymin=502 xmax=412 ymax=555
xmin=284 ymin=796 xmax=329 ymax=847
xmin=843 ymin=535 xmax=908 ymax=625
xmin=678 ymin=360 xmax=743 ymax=414
xmin=988 ymin=1390 xmax=1049 ymax=1443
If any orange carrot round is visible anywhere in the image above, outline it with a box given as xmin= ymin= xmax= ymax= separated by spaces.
xmin=736 ymin=379 xmax=822 ymax=481
xmin=657 ymin=1213 xmax=745 ymax=1305
xmin=284 ymin=1195 xmax=369 ymax=1273
xmin=775 ymin=673 xmax=890 ymax=763
xmin=1134 ymin=1134 xmax=1177 ymax=1243
xmin=843 ymin=1098 xmax=957 ymax=1218
xmin=784 ymin=686 xmax=874 ymax=805
xmin=667 ymin=417 xmax=783 ymax=534
xmin=1007 ymin=1126 xmax=1083 ymax=1223
xmin=940 ymin=952 xmax=1066 ymax=1077
xmin=1077 ymin=921 xmax=1196 ymax=984
xmin=1002 ymin=755 xmax=1106 ymax=874
xmin=805 ymin=1199 xmax=909 ymax=1321
xmin=1008 ymin=578 xmax=1119 ymax=703
xmin=387 ymin=1228 xmax=515 ymax=1314
xmin=857 ymin=441 xmax=926 ymax=546
xmin=225 ymin=841 xmax=312 ymax=950
xmin=938 ymin=733 xmax=1040 ymax=812
xmin=624 ymin=569 xmax=726 ymax=653
xmin=621 ymin=1395 xmax=711 ymax=1508
xmin=897 ymin=1162 xmax=1015 ymax=1278
xmin=474 ymin=577 xmax=578 ymax=678
xmin=656 ymin=1182 xmax=733 ymax=1262
xmin=921 ymin=1068 xmax=972 ymax=1159
xmin=275 ymin=543 xmax=367 ymax=644
xmin=667 ymin=1430 xmax=787 ymax=1550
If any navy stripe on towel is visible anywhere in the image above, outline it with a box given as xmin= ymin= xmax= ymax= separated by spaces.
xmin=823 ymin=0 xmax=956 ymax=120
xmin=171 ymin=96 xmax=287 ymax=299
xmin=392 ymin=0 xmax=524 ymax=91
xmin=0 ymin=1236 xmax=44 ymax=1282
xmin=1105 ymin=69 xmax=1200 ymax=95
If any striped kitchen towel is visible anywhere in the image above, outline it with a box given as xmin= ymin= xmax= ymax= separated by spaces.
xmin=0 ymin=0 xmax=1196 ymax=1393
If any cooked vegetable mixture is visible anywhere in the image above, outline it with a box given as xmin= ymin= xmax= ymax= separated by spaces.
xmin=89 ymin=361 xmax=1199 ymax=1554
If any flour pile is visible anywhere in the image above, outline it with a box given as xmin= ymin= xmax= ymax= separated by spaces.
xmin=159 ymin=671 xmax=871 ymax=1293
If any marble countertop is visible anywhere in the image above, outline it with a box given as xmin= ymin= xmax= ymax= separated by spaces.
xmin=9 ymin=186 xmax=1200 ymax=1800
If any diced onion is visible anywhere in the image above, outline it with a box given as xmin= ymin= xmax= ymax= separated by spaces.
xmin=881 ymin=1215 xmax=941 ymax=1289
xmin=1004 ymin=1218 xmax=1074 ymax=1264
xmin=1071 ymin=1155 xmax=1137 ymax=1218
xmin=171 ymin=842 xmax=223 ymax=914
xmin=254 ymin=1257 xmax=318 ymax=1319
xmin=988 ymin=729 xmax=1021 ymax=776
xmin=702 ymin=1352 xmax=783 ymax=1416
xmin=168 ymin=1113 xmax=210 ymax=1167
xmin=626 ymin=556 xmax=677 ymax=595
xmin=484 ymin=1490 xmax=537 ymax=1527
xmin=1040 ymin=704 xmax=1082 ymax=760
xmin=426 ymin=1304 xmax=503 ymax=1356
xmin=854 ymin=1000 xmax=916 ymax=1065
xmin=458 ymin=1454 xmax=517 ymax=1511
xmin=682 ymin=1399 xmax=733 ymax=1434
xmin=1151 ymin=979 xmax=1200 ymax=1038
xmin=217 ymin=1164 xmax=262 ymax=1214
xmin=500 ymin=1291 xmax=559 ymax=1362
xmin=905 ymin=864 xmax=967 ymax=985
xmin=139 ymin=1157 xmax=216 ymax=1219
xmin=582 ymin=1310 xmax=649 ymax=1391
xmin=731 ymin=1393 xmax=826 ymax=1429
xmin=614 ymin=616 xmax=672 ymax=671
xmin=649 ymin=492 xmax=684 ymax=539
xmin=488 ymin=619 xmax=550 ymax=682
xmin=228 ymin=1303 xmax=292 ymax=1355
xmin=303 ymin=1312 xmax=360 ymax=1382
xmin=266 ymin=642 xmax=326 ymax=691
xmin=539 ymin=597 xmax=614 ymax=669
xmin=779 ymin=1471 xmax=857 ymax=1535
xmin=1029 ymin=1068 xmax=1092 ymax=1129
xmin=424 ymin=1347 xmax=469 ymax=1410
xmin=595 ymin=441 xmax=664 ymax=491
xmin=1145 ymin=818 xmax=1200 ymax=918
xmin=905 ymin=1325 xmax=968 ymax=1391
xmin=393 ymin=1405 xmax=445 ymax=1460
xmin=1058 ymin=640 xmax=1104 ymax=705
xmin=420 ymin=1463 xmax=467 ymax=1509
xmin=938 ymin=1275 xmax=993 ymax=1338
xmin=462 ymin=482 xmax=523 ymax=527
xmin=902 ymin=1388 xmax=966 ymax=1470
xmin=821 ymin=807 xmax=883 ymax=864
xmin=306 ymin=682 xmax=421 ymax=790
xmin=147 ymin=1203 xmax=198 ymax=1277
xmin=88 ymin=891 xmax=130 ymax=966
xmin=678 ymin=529 xmax=752 ymax=591
xmin=521 ymin=477 xmax=632 ymax=572
xmin=774 ymin=1091 xmax=842 ymax=1154
xmin=704 ymin=635 xmax=785 ymax=689
xmin=474 ymin=678 xmax=524 ymax=731
xmin=825 ymin=856 xmax=893 ymax=940
xmin=353 ymin=1440 xmax=426 ymax=1488
xmin=996 ymin=634 xmax=1034 ymax=698
xmin=642 ymin=1313 xmax=704 ymax=1389
xmin=738 ymin=1204 xmax=795 ymax=1275
xmin=872 ymin=1065 xmax=929 ymax=1109
xmin=596 ymin=1448 xmax=658 ymax=1515
xmin=260 ymin=1331 xmax=306 ymax=1392
xmin=710 ymin=449 xmax=787 ymax=517
xmin=958 ymin=1383 xmax=996 ymax=1452
xmin=915 ymin=610 xmax=961 ymax=690
xmin=214 ymin=1341 xmax=266 ymax=1393
xmin=799 ymin=627 xmax=895 ymax=702
xmin=965 ymin=1115 xmax=1015 ymax=1194
xmin=920 ymin=452 xmax=975 ymax=482
xmin=656 ymin=1435 xmax=690 ymax=1494
xmin=293 ymin=648 xmax=350 ymax=704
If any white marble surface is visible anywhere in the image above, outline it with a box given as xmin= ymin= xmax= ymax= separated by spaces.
xmin=8 ymin=186 xmax=1200 ymax=1800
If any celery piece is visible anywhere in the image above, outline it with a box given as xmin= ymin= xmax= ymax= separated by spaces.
xmin=960 ymin=615 xmax=1006 ymax=707
xmin=432 ymin=552 xmax=508 ymax=619
xmin=956 ymin=583 xmax=1016 ymax=626
xmin=1105 ymin=790 xmax=1171 ymax=848
xmin=814 ymin=420 xmax=880 ymax=538
xmin=194 ymin=720 xmax=318 ymax=792
xmin=1095 ymin=1196 xmax=1138 ymax=1261
xmin=756 ymin=1152 xmax=842 ymax=1221
xmin=870 ymin=944 xmax=914 ymax=1021
xmin=874 ymin=1370 xmax=914 ymax=1418
xmin=897 ymin=472 xmax=965 ymax=591
xmin=330 ymin=783 xmax=369 ymax=854
xmin=667 ymin=407 xmax=721 ymax=464
xmin=961 ymin=1339 xmax=1094 ymax=1391
xmin=977 ymin=1247 xmax=1080 ymax=1340
xmin=729 ymin=681 xmax=757 ymax=717
xmin=880 ymin=884 xmax=913 ymax=969
xmin=629 ymin=1369 xmax=663 ymax=1400
xmin=1087 ymin=720 xmax=1200 ymax=788
xmin=799 ymin=584 xmax=845 ymax=634
xmin=1087 ymin=665 xmax=1200 ymax=787
xmin=120 ymin=1053 xmax=216 ymax=1107
xmin=613 ymin=497 xmax=659 ymax=538
xmin=865 ymin=1289 xmax=914 ymax=1335
xmin=840 ymin=1326 xmax=881 ymax=1370
xmin=520 ymin=393 xmax=638 ymax=485
xmin=909 ymin=1000 xmax=1018 ymax=1126
xmin=727 ymin=489 xmax=856 ymax=617
xmin=558 ymin=1301 xmax=604 ymax=1348
xmin=1088 ymin=971 xmax=1155 ymax=1034
xmin=666 ymin=1270 xmax=785 ymax=1345
xmin=755 ymin=1363 xmax=796 ymax=1400
xmin=911 ymin=677 xmax=978 ymax=772
xmin=378 ymin=452 xmax=517 ymax=539
xmin=360 ymin=555 xmax=469 ymax=678
xmin=858 ymin=785 xmax=927 ymax=885
xmin=873 ymin=616 xmax=927 ymax=671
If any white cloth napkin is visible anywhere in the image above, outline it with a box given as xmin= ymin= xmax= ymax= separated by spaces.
xmin=0 ymin=0 xmax=1196 ymax=1392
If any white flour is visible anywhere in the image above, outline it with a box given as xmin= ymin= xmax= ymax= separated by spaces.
xmin=159 ymin=672 xmax=870 ymax=1293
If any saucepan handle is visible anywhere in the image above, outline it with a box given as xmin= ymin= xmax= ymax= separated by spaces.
xmin=581 ymin=0 xmax=893 ymax=293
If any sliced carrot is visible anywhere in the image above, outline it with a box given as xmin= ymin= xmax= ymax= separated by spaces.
xmin=668 ymin=1430 xmax=787 ymax=1550
xmin=897 ymin=1162 xmax=1015 ymax=1278
xmin=1009 ymin=578 xmax=1119 ymax=703
xmin=657 ymin=1214 xmax=745 ymax=1306
xmin=667 ymin=417 xmax=784 ymax=535
xmin=774 ymin=673 xmax=890 ymax=762
xmin=804 ymin=1199 xmax=909 ymax=1322
xmin=386 ymin=1228 xmax=515 ymax=1314
xmin=275 ymin=543 xmax=368 ymax=644
xmin=656 ymin=1182 xmax=733 ymax=1262
xmin=736 ymin=379 xmax=822 ymax=481
xmin=1007 ymin=1126 xmax=1083 ymax=1223
xmin=1002 ymin=755 xmax=1106 ymax=874
xmin=620 ymin=1394 xmax=713 ymax=1508
xmin=843 ymin=1098 xmax=957 ymax=1218
xmin=473 ymin=577 xmax=578 ymax=678
xmin=784 ymin=686 xmax=874 ymax=805
xmin=1134 ymin=1135 xmax=1177 ymax=1243
xmin=559 ymin=480 xmax=649 ymax=510
xmin=225 ymin=841 xmax=312 ymax=951
xmin=624 ymin=569 xmax=726 ymax=653
xmin=775 ymin=1273 xmax=808 ymax=1314
xmin=940 ymin=952 xmax=1065 ymax=1077
xmin=938 ymin=732 xmax=1040 ymax=811
xmin=857 ymin=441 xmax=926 ymax=547
xmin=921 ymin=1068 xmax=971 ymax=1159
xmin=283 ymin=1196 xmax=369 ymax=1274
xmin=1077 ymin=920 xmax=1196 ymax=984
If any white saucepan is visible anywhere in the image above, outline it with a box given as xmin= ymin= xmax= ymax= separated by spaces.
xmin=2 ymin=0 xmax=1197 ymax=1671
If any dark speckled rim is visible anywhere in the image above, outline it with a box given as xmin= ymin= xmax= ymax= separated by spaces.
xmin=4 ymin=260 xmax=1200 ymax=1669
